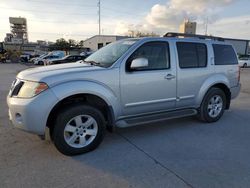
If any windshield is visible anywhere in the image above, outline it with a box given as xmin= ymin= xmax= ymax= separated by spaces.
xmin=62 ymin=55 xmax=70 ymax=59
xmin=84 ymin=39 xmax=138 ymax=68
xmin=39 ymin=53 xmax=48 ymax=58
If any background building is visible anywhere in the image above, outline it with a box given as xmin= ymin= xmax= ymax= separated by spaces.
xmin=179 ymin=20 xmax=197 ymax=34
xmin=8 ymin=17 xmax=28 ymax=44
xmin=4 ymin=33 xmax=13 ymax=43
xmin=83 ymin=35 xmax=129 ymax=51
xmin=224 ymin=38 xmax=250 ymax=55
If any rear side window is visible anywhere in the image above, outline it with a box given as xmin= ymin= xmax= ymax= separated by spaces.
xmin=177 ymin=42 xmax=207 ymax=68
xmin=213 ymin=44 xmax=238 ymax=65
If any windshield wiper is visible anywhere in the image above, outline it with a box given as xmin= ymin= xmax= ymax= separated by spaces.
xmin=82 ymin=60 xmax=102 ymax=67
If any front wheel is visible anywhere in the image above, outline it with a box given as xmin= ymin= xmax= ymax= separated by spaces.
xmin=198 ymin=88 xmax=226 ymax=123
xmin=243 ymin=63 xmax=247 ymax=68
xmin=53 ymin=104 xmax=105 ymax=156
xmin=38 ymin=61 xmax=44 ymax=65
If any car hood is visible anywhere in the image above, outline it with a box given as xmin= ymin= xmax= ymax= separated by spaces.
xmin=17 ymin=62 xmax=104 ymax=84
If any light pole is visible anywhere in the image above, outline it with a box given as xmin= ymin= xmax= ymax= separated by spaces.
xmin=98 ymin=0 xmax=101 ymax=35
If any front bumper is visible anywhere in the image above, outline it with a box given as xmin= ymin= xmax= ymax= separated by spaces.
xmin=231 ymin=83 xmax=241 ymax=99
xmin=7 ymin=89 xmax=59 ymax=135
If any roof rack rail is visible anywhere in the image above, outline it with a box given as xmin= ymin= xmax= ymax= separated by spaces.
xmin=164 ymin=32 xmax=225 ymax=41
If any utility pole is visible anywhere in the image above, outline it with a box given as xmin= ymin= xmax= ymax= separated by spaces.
xmin=98 ymin=0 xmax=101 ymax=35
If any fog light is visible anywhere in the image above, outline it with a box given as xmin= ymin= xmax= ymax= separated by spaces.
xmin=15 ymin=113 xmax=23 ymax=124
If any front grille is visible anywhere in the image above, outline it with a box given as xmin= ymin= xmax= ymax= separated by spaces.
xmin=10 ymin=79 xmax=24 ymax=97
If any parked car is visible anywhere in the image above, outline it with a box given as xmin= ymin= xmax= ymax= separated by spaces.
xmin=238 ymin=55 xmax=250 ymax=68
xmin=45 ymin=55 xmax=87 ymax=65
xmin=34 ymin=54 xmax=61 ymax=65
xmin=80 ymin=51 xmax=93 ymax=56
xmin=20 ymin=54 xmax=31 ymax=63
xmin=30 ymin=53 xmax=47 ymax=64
xmin=33 ymin=51 xmax=65 ymax=65
xmin=7 ymin=33 xmax=241 ymax=156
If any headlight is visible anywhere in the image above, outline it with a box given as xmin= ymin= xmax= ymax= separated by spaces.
xmin=17 ymin=81 xmax=48 ymax=98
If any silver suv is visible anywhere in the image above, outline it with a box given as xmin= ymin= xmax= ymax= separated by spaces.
xmin=7 ymin=33 xmax=241 ymax=155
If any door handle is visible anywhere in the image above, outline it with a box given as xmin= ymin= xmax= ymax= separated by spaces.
xmin=165 ymin=74 xmax=176 ymax=80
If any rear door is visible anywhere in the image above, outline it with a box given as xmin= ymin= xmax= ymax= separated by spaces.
xmin=175 ymin=42 xmax=210 ymax=108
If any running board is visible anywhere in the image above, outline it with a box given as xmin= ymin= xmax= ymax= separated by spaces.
xmin=116 ymin=109 xmax=197 ymax=128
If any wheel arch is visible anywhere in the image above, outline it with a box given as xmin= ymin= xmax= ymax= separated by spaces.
xmin=46 ymin=81 xmax=120 ymax=137
xmin=197 ymin=75 xmax=231 ymax=109
xmin=46 ymin=93 xmax=116 ymax=139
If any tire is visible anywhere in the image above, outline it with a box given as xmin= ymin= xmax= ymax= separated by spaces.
xmin=243 ymin=63 xmax=247 ymax=68
xmin=53 ymin=104 xmax=105 ymax=156
xmin=38 ymin=61 xmax=43 ymax=65
xmin=198 ymin=88 xmax=226 ymax=123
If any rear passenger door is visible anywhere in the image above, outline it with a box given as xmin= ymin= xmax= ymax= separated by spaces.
xmin=176 ymin=42 xmax=210 ymax=108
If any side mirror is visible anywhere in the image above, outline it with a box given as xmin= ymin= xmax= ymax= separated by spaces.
xmin=130 ymin=58 xmax=148 ymax=69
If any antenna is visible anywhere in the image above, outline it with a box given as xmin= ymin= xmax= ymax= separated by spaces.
xmin=205 ymin=17 xmax=208 ymax=35
xmin=98 ymin=0 xmax=101 ymax=35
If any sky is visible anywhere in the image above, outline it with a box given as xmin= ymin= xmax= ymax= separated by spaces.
xmin=0 ymin=0 xmax=250 ymax=42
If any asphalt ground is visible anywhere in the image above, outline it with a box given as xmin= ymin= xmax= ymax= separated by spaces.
xmin=0 ymin=63 xmax=250 ymax=188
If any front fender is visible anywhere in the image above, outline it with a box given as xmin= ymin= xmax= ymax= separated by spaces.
xmin=196 ymin=74 xmax=230 ymax=106
xmin=50 ymin=80 xmax=121 ymax=118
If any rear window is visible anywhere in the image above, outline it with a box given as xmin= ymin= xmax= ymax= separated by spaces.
xmin=177 ymin=42 xmax=207 ymax=68
xmin=213 ymin=44 xmax=238 ymax=65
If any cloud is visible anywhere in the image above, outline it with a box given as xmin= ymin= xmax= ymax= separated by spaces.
xmin=169 ymin=0 xmax=235 ymax=14
xmin=114 ymin=0 xmax=238 ymax=35
xmin=203 ymin=15 xmax=250 ymax=39
xmin=145 ymin=0 xmax=236 ymax=32
xmin=114 ymin=22 xmax=147 ymax=35
xmin=0 ymin=1 xmax=99 ymax=42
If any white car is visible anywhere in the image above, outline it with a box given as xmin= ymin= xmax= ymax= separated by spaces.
xmin=238 ymin=56 xmax=250 ymax=68
xmin=34 ymin=54 xmax=61 ymax=65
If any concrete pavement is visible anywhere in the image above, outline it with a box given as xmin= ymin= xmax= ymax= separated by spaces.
xmin=0 ymin=63 xmax=250 ymax=188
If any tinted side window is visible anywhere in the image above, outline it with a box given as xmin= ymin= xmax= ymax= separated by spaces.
xmin=177 ymin=42 xmax=207 ymax=68
xmin=76 ymin=56 xmax=82 ymax=60
xmin=213 ymin=44 xmax=238 ymax=65
xmin=67 ymin=56 xmax=74 ymax=60
xmin=197 ymin=44 xmax=207 ymax=67
xmin=127 ymin=42 xmax=170 ymax=71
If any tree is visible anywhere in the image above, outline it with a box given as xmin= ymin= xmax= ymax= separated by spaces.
xmin=78 ymin=40 xmax=84 ymax=47
xmin=68 ymin=39 xmax=76 ymax=47
xmin=49 ymin=38 xmax=72 ymax=51
xmin=127 ymin=30 xmax=159 ymax=37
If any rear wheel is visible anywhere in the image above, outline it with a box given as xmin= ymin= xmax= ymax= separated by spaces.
xmin=53 ymin=104 xmax=105 ymax=156
xmin=198 ymin=88 xmax=226 ymax=123
xmin=243 ymin=63 xmax=247 ymax=68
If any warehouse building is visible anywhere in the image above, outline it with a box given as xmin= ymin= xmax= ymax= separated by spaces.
xmin=83 ymin=35 xmax=129 ymax=51
xmin=224 ymin=38 xmax=250 ymax=55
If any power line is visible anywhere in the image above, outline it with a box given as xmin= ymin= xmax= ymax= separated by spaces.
xmin=25 ymin=0 xmax=96 ymax=7
xmin=0 ymin=6 xmax=96 ymax=16
xmin=0 ymin=17 xmax=97 ymax=25
xmin=0 ymin=29 xmax=92 ymax=37
xmin=102 ymin=6 xmax=145 ymax=16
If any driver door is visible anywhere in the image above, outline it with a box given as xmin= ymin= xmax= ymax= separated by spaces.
xmin=120 ymin=41 xmax=177 ymax=116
